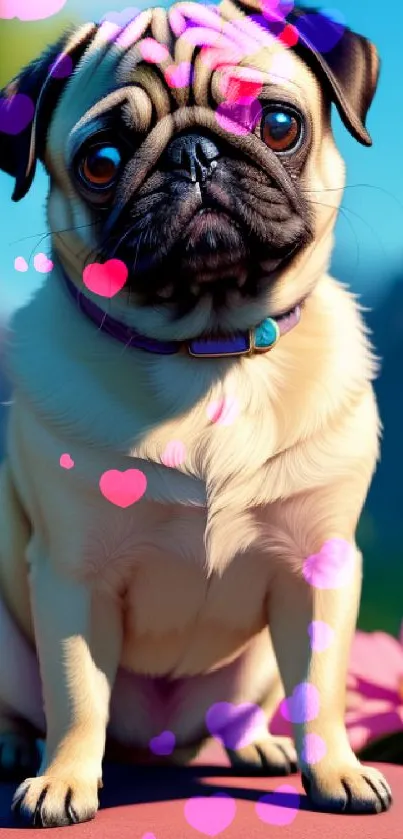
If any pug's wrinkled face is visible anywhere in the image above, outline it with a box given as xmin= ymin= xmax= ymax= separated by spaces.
xmin=64 ymin=59 xmax=314 ymax=312
xmin=0 ymin=2 xmax=379 ymax=339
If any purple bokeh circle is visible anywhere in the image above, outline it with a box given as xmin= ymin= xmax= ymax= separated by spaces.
xmin=49 ymin=54 xmax=73 ymax=79
xmin=0 ymin=93 xmax=34 ymax=135
xmin=295 ymin=9 xmax=346 ymax=54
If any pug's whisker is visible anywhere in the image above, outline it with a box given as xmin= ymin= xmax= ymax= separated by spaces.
xmin=128 ymin=230 xmax=146 ymax=308
xmin=10 ymin=221 xmax=99 ymax=245
xmin=106 ymin=225 xmax=137 ymax=259
xmin=335 ymin=207 xmax=362 ymax=271
xmin=313 ymin=199 xmax=388 ymax=264
xmin=84 ymin=244 xmax=105 ymax=267
xmin=301 ymin=186 xmax=345 ymax=194
xmin=95 ymin=309 xmax=109 ymax=334
xmin=309 ymin=200 xmax=361 ymax=269
xmin=27 ymin=232 xmax=52 ymax=268
xmin=54 ymin=232 xmax=93 ymax=266
xmin=12 ymin=223 xmax=101 ymax=280
xmin=303 ymin=182 xmax=403 ymax=212
xmin=303 ymin=183 xmax=403 ymax=223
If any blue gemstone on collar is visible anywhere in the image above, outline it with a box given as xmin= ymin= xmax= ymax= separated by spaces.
xmin=254 ymin=318 xmax=279 ymax=349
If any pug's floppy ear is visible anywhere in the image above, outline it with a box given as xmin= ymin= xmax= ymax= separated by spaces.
xmin=288 ymin=6 xmax=380 ymax=146
xmin=220 ymin=0 xmax=380 ymax=146
xmin=0 ymin=23 xmax=97 ymax=202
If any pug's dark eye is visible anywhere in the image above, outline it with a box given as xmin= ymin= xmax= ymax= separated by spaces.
xmin=80 ymin=145 xmax=122 ymax=188
xmin=261 ymin=110 xmax=302 ymax=153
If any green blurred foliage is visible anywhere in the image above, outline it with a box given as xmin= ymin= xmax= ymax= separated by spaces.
xmin=0 ymin=16 xmax=78 ymax=86
xmin=357 ymin=513 xmax=403 ymax=637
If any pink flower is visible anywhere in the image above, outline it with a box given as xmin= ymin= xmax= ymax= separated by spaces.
xmin=344 ymin=626 xmax=403 ymax=751
xmin=270 ymin=624 xmax=403 ymax=753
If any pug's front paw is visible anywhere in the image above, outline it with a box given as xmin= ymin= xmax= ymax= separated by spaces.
xmin=227 ymin=734 xmax=298 ymax=775
xmin=302 ymin=761 xmax=393 ymax=814
xmin=12 ymin=773 xmax=101 ymax=827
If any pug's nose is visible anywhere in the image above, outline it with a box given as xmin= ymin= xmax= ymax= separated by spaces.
xmin=165 ymin=133 xmax=220 ymax=183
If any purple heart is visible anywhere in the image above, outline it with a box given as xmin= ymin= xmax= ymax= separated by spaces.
xmin=296 ymin=11 xmax=346 ymax=54
xmin=256 ymin=785 xmax=300 ymax=826
xmin=0 ymin=93 xmax=34 ymax=136
xmin=280 ymin=683 xmax=320 ymax=724
xmin=206 ymin=701 xmax=267 ymax=749
xmin=101 ymin=7 xmax=140 ymax=26
xmin=215 ymin=99 xmax=262 ymax=138
xmin=149 ymin=730 xmax=176 ymax=756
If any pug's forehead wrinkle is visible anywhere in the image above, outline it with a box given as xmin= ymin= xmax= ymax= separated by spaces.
xmin=70 ymin=89 xmax=130 ymax=133
xmin=52 ymin=6 xmax=317 ymax=149
xmin=66 ymin=89 xmax=140 ymax=163
xmin=67 ymin=69 xmax=308 ymax=161
xmin=125 ymin=65 xmax=172 ymax=121
xmin=113 ymin=8 xmax=154 ymax=50
xmin=120 ymin=88 xmax=153 ymax=132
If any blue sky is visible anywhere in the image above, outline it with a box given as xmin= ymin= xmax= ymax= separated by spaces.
xmin=0 ymin=0 xmax=402 ymax=318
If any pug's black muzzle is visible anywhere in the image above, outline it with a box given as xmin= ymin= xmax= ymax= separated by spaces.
xmin=101 ymin=128 xmax=313 ymax=309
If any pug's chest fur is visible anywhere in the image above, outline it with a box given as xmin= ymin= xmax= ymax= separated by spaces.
xmin=7 ymin=273 xmax=375 ymax=592
xmin=7 ymin=286 xmax=290 ymax=642
xmin=9 ymin=366 xmax=281 ymax=675
xmin=5 ymin=271 xmax=378 ymax=675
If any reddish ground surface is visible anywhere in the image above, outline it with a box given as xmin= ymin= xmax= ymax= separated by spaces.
xmin=0 ymin=742 xmax=402 ymax=838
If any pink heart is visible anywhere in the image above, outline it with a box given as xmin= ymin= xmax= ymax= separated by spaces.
xmin=97 ymin=20 xmax=121 ymax=44
xmin=138 ymin=38 xmax=170 ymax=63
xmin=165 ymin=61 xmax=193 ymax=89
xmin=14 ymin=256 xmax=28 ymax=272
xmin=184 ymin=793 xmax=236 ymax=837
xmin=280 ymin=682 xmax=319 ymax=724
xmin=206 ymin=702 xmax=267 ymax=750
xmin=82 ymin=259 xmax=128 ymax=298
xmin=256 ymin=785 xmax=300 ymax=826
xmin=34 ymin=252 xmax=53 ymax=273
xmin=59 ymin=453 xmax=74 ymax=470
xmin=141 ymin=834 xmax=157 ymax=839
xmin=219 ymin=70 xmax=263 ymax=104
xmin=307 ymin=620 xmax=335 ymax=652
xmin=303 ymin=538 xmax=355 ymax=590
xmin=161 ymin=440 xmax=186 ymax=468
xmin=0 ymin=0 xmax=67 ymax=20
xmin=149 ymin=730 xmax=176 ymax=756
xmin=206 ymin=395 xmax=239 ymax=426
xmin=301 ymin=733 xmax=327 ymax=765
xmin=99 ymin=469 xmax=147 ymax=508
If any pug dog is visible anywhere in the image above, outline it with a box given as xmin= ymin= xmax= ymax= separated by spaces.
xmin=0 ymin=0 xmax=392 ymax=827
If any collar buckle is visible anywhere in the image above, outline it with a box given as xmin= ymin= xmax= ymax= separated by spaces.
xmin=187 ymin=332 xmax=252 ymax=359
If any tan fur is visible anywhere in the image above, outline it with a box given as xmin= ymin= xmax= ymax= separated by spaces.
xmin=0 ymin=3 xmax=392 ymax=826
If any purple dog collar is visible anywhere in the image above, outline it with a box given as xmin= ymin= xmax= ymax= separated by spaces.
xmin=63 ymin=271 xmax=302 ymax=359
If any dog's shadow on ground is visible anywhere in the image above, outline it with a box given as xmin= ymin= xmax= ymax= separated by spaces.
xmin=0 ymin=762 xmax=316 ymax=828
